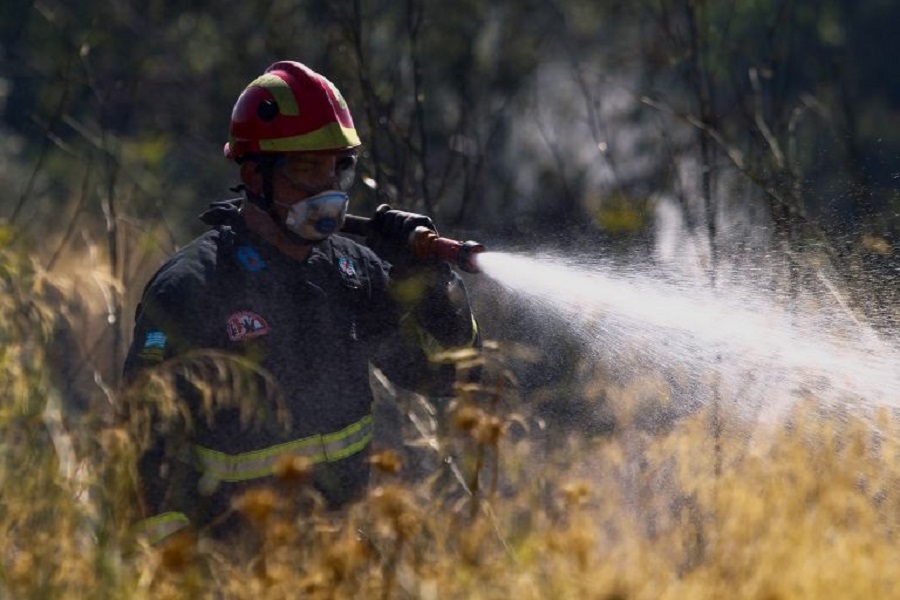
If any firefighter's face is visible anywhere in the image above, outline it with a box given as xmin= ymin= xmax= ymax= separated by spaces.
xmin=274 ymin=152 xmax=341 ymax=201
xmin=240 ymin=151 xmax=356 ymax=242
xmin=270 ymin=152 xmax=353 ymax=242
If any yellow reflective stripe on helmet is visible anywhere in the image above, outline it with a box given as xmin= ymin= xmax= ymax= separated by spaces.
xmin=248 ymin=73 xmax=300 ymax=115
xmin=134 ymin=512 xmax=190 ymax=545
xmin=193 ymin=415 xmax=373 ymax=483
xmin=259 ymin=122 xmax=361 ymax=152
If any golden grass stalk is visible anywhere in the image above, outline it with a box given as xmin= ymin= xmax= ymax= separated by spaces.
xmin=4 ymin=239 xmax=900 ymax=598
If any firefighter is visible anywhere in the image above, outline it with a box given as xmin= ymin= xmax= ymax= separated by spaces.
xmin=123 ymin=60 xmax=479 ymax=544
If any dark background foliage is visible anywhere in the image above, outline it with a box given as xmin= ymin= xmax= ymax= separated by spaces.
xmin=1 ymin=0 xmax=898 ymax=401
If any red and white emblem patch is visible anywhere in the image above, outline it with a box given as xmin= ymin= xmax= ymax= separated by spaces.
xmin=226 ymin=311 xmax=270 ymax=341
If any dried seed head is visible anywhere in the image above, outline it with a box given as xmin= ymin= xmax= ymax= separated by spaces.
xmin=453 ymin=405 xmax=484 ymax=432
xmin=369 ymin=449 xmax=404 ymax=474
xmin=266 ymin=519 xmax=298 ymax=546
xmin=159 ymin=529 xmax=197 ymax=572
xmin=298 ymin=573 xmax=327 ymax=595
xmin=324 ymin=537 xmax=368 ymax=582
xmin=396 ymin=511 xmax=422 ymax=540
xmin=371 ymin=484 xmax=410 ymax=521
xmin=562 ymin=480 xmax=592 ymax=508
xmin=273 ymin=454 xmax=313 ymax=486
xmin=475 ymin=415 xmax=504 ymax=445
xmin=233 ymin=487 xmax=280 ymax=528
xmin=370 ymin=484 xmax=421 ymax=542
xmin=8 ymin=551 xmax=34 ymax=587
xmin=99 ymin=427 xmax=132 ymax=454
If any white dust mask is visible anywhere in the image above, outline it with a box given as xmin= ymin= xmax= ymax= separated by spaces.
xmin=275 ymin=190 xmax=349 ymax=242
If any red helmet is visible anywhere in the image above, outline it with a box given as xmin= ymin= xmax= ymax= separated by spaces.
xmin=224 ymin=61 xmax=361 ymax=161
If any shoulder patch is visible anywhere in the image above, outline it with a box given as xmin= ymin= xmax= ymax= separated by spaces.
xmin=236 ymin=245 xmax=266 ymax=272
xmin=338 ymin=257 xmax=357 ymax=277
xmin=138 ymin=330 xmax=167 ymax=362
xmin=226 ymin=311 xmax=270 ymax=341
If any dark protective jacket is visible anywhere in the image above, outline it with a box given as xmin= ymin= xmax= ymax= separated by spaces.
xmin=123 ymin=199 xmax=478 ymax=542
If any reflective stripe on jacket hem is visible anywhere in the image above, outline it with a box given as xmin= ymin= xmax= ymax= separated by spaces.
xmin=193 ymin=414 xmax=374 ymax=483
xmin=134 ymin=512 xmax=190 ymax=545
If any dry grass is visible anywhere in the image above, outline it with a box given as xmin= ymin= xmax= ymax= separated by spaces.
xmin=3 ymin=236 xmax=900 ymax=599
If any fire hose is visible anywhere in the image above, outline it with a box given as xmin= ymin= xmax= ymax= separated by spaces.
xmin=341 ymin=212 xmax=485 ymax=274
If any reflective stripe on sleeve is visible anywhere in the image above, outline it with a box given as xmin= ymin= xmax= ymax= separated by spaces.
xmin=468 ymin=315 xmax=479 ymax=347
xmin=193 ymin=414 xmax=374 ymax=483
xmin=134 ymin=512 xmax=190 ymax=545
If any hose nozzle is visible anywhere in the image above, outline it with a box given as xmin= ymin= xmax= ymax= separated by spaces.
xmin=410 ymin=226 xmax=485 ymax=274
xmin=340 ymin=214 xmax=485 ymax=274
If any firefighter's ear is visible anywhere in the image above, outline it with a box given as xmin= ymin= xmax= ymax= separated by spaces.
xmin=240 ymin=161 xmax=264 ymax=195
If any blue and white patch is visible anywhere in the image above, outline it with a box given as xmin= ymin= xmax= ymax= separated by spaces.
xmin=138 ymin=330 xmax=167 ymax=362
xmin=236 ymin=245 xmax=266 ymax=272
xmin=144 ymin=330 xmax=167 ymax=349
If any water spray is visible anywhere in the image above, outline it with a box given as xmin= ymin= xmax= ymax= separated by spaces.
xmin=342 ymin=213 xmax=486 ymax=274
xmin=346 ymin=204 xmax=900 ymax=416
xmin=475 ymin=250 xmax=900 ymax=413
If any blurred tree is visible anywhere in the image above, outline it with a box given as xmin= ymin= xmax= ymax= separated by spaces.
xmin=1 ymin=0 xmax=898 ymax=370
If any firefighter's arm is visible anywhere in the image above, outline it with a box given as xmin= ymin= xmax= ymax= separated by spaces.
xmin=391 ymin=263 xmax=480 ymax=353
xmin=123 ymin=287 xmax=194 ymax=545
xmin=365 ymin=207 xmax=480 ymax=394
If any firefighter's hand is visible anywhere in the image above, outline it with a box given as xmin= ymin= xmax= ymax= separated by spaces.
xmin=367 ymin=204 xmax=439 ymax=277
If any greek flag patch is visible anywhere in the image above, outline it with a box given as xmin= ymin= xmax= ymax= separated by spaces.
xmin=139 ymin=330 xmax=167 ymax=362
xmin=144 ymin=331 xmax=167 ymax=348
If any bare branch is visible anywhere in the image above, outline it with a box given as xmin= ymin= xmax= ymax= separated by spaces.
xmin=640 ymin=95 xmax=745 ymax=170
xmin=749 ymin=67 xmax=784 ymax=170
xmin=406 ymin=0 xmax=434 ymax=215
xmin=46 ymin=156 xmax=94 ymax=271
xmin=8 ymin=57 xmax=74 ymax=227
